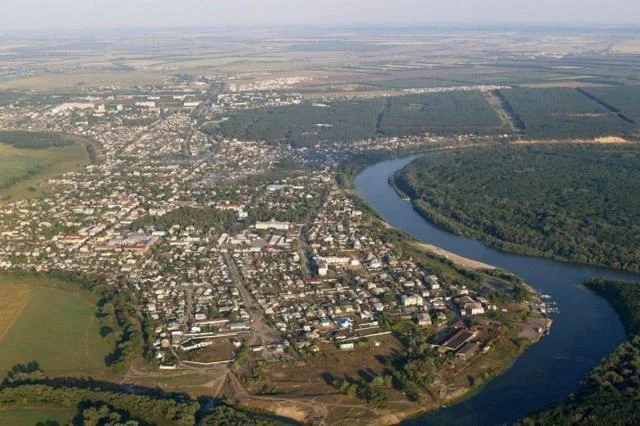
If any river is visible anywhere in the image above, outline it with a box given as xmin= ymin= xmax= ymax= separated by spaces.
xmin=354 ymin=156 xmax=640 ymax=426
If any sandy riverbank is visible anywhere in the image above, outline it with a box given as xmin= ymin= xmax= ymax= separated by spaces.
xmin=413 ymin=241 xmax=496 ymax=271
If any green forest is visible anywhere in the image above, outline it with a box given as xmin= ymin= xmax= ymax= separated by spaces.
xmin=393 ymin=144 xmax=640 ymax=272
xmin=209 ymin=92 xmax=509 ymax=146
xmin=498 ymin=88 xmax=637 ymax=139
xmin=208 ymin=99 xmax=384 ymax=147
xmin=378 ymin=91 xmax=504 ymax=136
xmin=585 ymin=86 xmax=640 ymax=123
xmin=208 ymin=87 xmax=639 ymax=145
xmin=518 ymin=278 xmax=640 ymax=425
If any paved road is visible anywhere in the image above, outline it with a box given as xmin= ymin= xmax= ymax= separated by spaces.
xmin=223 ymin=252 xmax=283 ymax=352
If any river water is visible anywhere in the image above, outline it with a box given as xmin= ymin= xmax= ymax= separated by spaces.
xmin=355 ymin=156 xmax=640 ymax=426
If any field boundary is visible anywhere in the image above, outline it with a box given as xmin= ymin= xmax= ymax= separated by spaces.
xmin=0 ymin=288 xmax=32 ymax=342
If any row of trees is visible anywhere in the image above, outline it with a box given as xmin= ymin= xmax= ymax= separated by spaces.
xmin=330 ymin=376 xmax=390 ymax=408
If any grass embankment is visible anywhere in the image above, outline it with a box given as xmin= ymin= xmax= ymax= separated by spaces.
xmin=0 ymin=131 xmax=94 ymax=201
xmin=0 ymin=273 xmax=112 ymax=378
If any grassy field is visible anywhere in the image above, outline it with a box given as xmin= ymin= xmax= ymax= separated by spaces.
xmin=0 ymin=274 xmax=112 ymax=378
xmin=0 ymin=71 xmax=170 ymax=91
xmin=0 ymin=406 xmax=75 ymax=426
xmin=0 ymin=139 xmax=91 ymax=200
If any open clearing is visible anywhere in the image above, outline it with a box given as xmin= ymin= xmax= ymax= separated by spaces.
xmin=0 ymin=139 xmax=91 ymax=200
xmin=0 ymin=274 xmax=111 ymax=377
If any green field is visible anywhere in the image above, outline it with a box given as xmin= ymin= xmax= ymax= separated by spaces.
xmin=0 ymin=406 xmax=75 ymax=426
xmin=0 ymin=136 xmax=91 ymax=200
xmin=0 ymin=274 xmax=112 ymax=378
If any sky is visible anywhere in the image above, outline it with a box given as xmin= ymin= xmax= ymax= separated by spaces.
xmin=2 ymin=0 xmax=639 ymax=31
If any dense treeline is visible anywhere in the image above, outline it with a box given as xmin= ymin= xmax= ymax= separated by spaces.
xmin=0 ymin=371 xmax=286 ymax=425
xmin=394 ymin=144 xmax=640 ymax=272
xmin=382 ymin=329 xmax=443 ymax=402
xmin=102 ymin=288 xmax=155 ymax=369
xmin=518 ymin=279 xmax=640 ymax=425
xmin=0 ymin=130 xmax=75 ymax=149
xmin=584 ymin=278 xmax=640 ymax=336
xmin=75 ymin=401 xmax=142 ymax=426
xmin=1 ymin=362 xmax=288 ymax=425
xmin=199 ymin=405 xmax=287 ymax=425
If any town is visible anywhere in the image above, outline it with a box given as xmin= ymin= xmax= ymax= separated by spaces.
xmin=0 ymin=75 xmax=551 ymax=423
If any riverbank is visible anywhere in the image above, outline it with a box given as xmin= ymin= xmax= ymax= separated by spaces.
xmin=355 ymin=155 xmax=639 ymax=425
xmin=232 ymin=184 xmax=550 ymax=425
xmin=412 ymin=240 xmax=495 ymax=271
xmin=375 ymin=206 xmax=497 ymax=271
xmin=518 ymin=278 xmax=640 ymax=425
xmin=237 ymin=315 xmax=550 ymax=426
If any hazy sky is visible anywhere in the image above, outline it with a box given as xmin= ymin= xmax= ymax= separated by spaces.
xmin=3 ymin=0 xmax=639 ymax=31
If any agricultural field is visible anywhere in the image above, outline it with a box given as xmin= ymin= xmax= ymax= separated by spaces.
xmin=0 ymin=71 xmax=171 ymax=91
xmin=0 ymin=132 xmax=92 ymax=200
xmin=0 ymin=274 xmax=112 ymax=377
xmin=498 ymin=87 xmax=638 ymax=139
xmin=378 ymin=91 xmax=505 ymax=136
xmin=0 ymin=406 xmax=75 ymax=426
